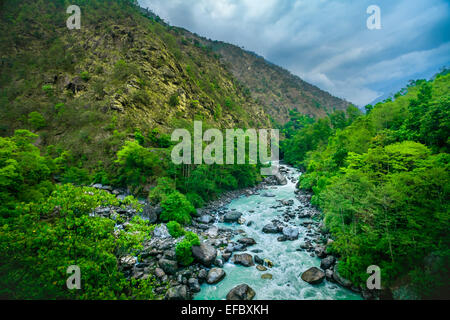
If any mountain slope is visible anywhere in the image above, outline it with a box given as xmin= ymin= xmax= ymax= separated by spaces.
xmin=0 ymin=0 xmax=270 ymax=167
xmin=176 ymin=29 xmax=350 ymax=124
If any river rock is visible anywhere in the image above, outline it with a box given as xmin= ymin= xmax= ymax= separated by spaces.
xmin=199 ymin=215 xmax=213 ymax=224
xmin=282 ymin=227 xmax=299 ymax=240
xmin=142 ymin=204 xmax=161 ymax=224
xmin=238 ymin=238 xmax=256 ymax=246
xmin=274 ymin=172 xmax=288 ymax=185
xmin=222 ymin=253 xmax=232 ymax=262
xmin=192 ymin=243 xmax=217 ymax=267
xmin=325 ymin=269 xmax=334 ymax=281
xmin=262 ymin=223 xmax=279 ymax=234
xmin=153 ymin=225 xmax=171 ymax=239
xmin=301 ymin=267 xmax=325 ymax=284
xmin=320 ymin=255 xmax=336 ymax=270
xmin=226 ymin=284 xmax=256 ymax=300
xmin=158 ymin=258 xmax=177 ymax=275
xmin=256 ymin=265 xmax=267 ymax=271
xmin=261 ymin=273 xmax=273 ymax=280
xmin=254 ymin=255 xmax=264 ymax=265
xmin=198 ymin=269 xmax=208 ymax=283
xmin=188 ymin=278 xmax=201 ymax=293
xmin=165 ymin=285 xmax=190 ymax=300
xmin=155 ymin=267 xmax=166 ymax=279
xmin=224 ymin=211 xmax=242 ymax=223
xmin=206 ymin=268 xmax=226 ymax=284
xmin=232 ymin=253 xmax=254 ymax=267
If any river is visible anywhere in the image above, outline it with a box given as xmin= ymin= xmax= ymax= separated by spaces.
xmin=194 ymin=165 xmax=362 ymax=300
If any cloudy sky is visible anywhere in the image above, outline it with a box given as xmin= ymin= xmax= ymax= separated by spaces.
xmin=138 ymin=0 xmax=450 ymax=106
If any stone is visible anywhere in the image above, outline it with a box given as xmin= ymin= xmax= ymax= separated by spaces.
xmin=165 ymin=285 xmax=190 ymax=300
xmin=192 ymin=243 xmax=217 ymax=267
xmin=237 ymin=238 xmax=256 ymax=246
xmin=264 ymin=259 xmax=274 ymax=268
xmin=222 ymin=253 xmax=232 ymax=262
xmin=333 ymin=265 xmax=352 ymax=288
xmin=262 ymin=223 xmax=279 ymax=234
xmin=320 ymin=255 xmax=336 ymax=270
xmin=224 ymin=211 xmax=242 ymax=223
xmin=254 ymin=255 xmax=264 ymax=265
xmin=158 ymin=258 xmax=178 ymax=275
xmin=206 ymin=268 xmax=226 ymax=284
xmin=274 ymin=172 xmax=288 ymax=185
xmin=188 ymin=278 xmax=201 ymax=293
xmin=232 ymin=253 xmax=254 ymax=267
xmin=226 ymin=284 xmax=256 ymax=300
xmin=155 ymin=267 xmax=166 ymax=279
xmin=282 ymin=227 xmax=299 ymax=240
xmin=198 ymin=269 xmax=208 ymax=283
xmin=153 ymin=224 xmax=171 ymax=239
xmin=199 ymin=215 xmax=213 ymax=224
xmin=256 ymin=265 xmax=267 ymax=271
xmin=261 ymin=273 xmax=273 ymax=280
xmin=301 ymin=267 xmax=325 ymax=285
xmin=141 ymin=204 xmax=161 ymax=224
xmin=120 ymin=255 xmax=136 ymax=269
xmin=325 ymin=269 xmax=334 ymax=281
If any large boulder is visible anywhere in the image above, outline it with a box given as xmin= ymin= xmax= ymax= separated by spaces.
xmin=301 ymin=267 xmax=325 ymax=285
xmin=282 ymin=227 xmax=299 ymax=240
xmin=226 ymin=284 xmax=256 ymax=300
xmin=192 ymin=243 xmax=217 ymax=267
xmin=232 ymin=253 xmax=254 ymax=267
xmin=165 ymin=285 xmax=190 ymax=300
xmin=141 ymin=204 xmax=161 ymax=224
xmin=262 ymin=223 xmax=279 ymax=234
xmin=188 ymin=278 xmax=201 ymax=293
xmin=274 ymin=172 xmax=288 ymax=185
xmin=158 ymin=258 xmax=178 ymax=275
xmin=320 ymin=255 xmax=336 ymax=270
xmin=199 ymin=215 xmax=213 ymax=224
xmin=237 ymin=238 xmax=256 ymax=246
xmin=206 ymin=268 xmax=226 ymax=284
xmin=224 ymin=211 xmax=243 ymax=223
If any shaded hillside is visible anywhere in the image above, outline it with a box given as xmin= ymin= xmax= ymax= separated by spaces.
xmin=176 ymin=30 xmax=350 ymax=124
xmin=0 ymin=0 xmax=270 ymax=167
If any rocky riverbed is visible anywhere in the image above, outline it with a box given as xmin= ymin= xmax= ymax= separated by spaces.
xmin=89 ymin=164 xmax=373 ymax=300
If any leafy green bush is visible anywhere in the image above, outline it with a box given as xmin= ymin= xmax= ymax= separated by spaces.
xmin=185 ymin=192 xmax=205 ymax=208
xmin=175 ymin=232 xmax=200 ymax=266
xmin=28 ymin=112 xmax=46 ymax=130
xmin=148 ymin=177 xmax=176 ymax=204
xmin=168 ymin=93 xmax=180 ymax=107
xmin=166 ymin=221 xmax=185 ymax=238
xmin=160 ymin=191 xmax=195 ymax=225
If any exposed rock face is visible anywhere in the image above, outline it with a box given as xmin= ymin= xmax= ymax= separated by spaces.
xmin=232 ymin=253 xmax=255 ymax=267
xmin=165 ymin=285 xmax=190 ymax=300
xmin=206 ymin=268 xmax=226 ymax=284
xmin=141 ymin=204 xmax=161 ymax=224
xmin=192 ymin=243 xmax=217 ymax=267
xmin=224 ymin=211 xmax=243 ymax=223
xmin=301 ymin=267 xmax=326 ymax=284
xmin=226 ymin=284 xmax=256 ymax=300
xmin=320 ymin=255 xmax=336 ymax=270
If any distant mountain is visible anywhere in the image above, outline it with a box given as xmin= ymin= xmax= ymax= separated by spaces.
xmin=175 ymin=30 xmax=350 ymax=124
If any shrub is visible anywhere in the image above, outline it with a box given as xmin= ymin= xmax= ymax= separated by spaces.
xmin=148 ymin=177 xmax=176 ymax=204
xmin=168 ymin=93 xmax=179 ymax=107
xmin=175 ymin=232 xmax=200 ymax=266
xmin=166 ymin=221 xmax=185 ymax=238
xmin=185 ymin=192 xmax=204 ymax=208
xmin=160 ymin=191 xmax=195 ymax=225
xmin=28 ymin=112 xmax=46 ymax=130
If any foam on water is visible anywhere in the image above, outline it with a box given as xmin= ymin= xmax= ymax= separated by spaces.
xmin=194 ymin=166 xmax=362 ymax=300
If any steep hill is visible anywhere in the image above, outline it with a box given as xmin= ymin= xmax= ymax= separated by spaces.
xmin=0 ymin=0 xmax=270 ymax=166
xmin=177 ymin=30 xmax=350 ymax=124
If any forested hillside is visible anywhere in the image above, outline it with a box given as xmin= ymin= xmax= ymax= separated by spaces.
xmin=282 ymin=72 xmax=450 ymax=299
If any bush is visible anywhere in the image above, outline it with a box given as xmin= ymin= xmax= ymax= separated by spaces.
xmin=168 ymin=93 xmax=179 ymax=107
xmin=159 ymin=191 xmax=195 ymax=225
xmin=28 ymin=112 xmax=46 ymax=130
xmin=175 ymin=232 xmax=200 ymax=266
xmin=148 ymin=177 xmax=176 ymax=204
xmin=166 ymin=221 xmax=185 ymax=238
xmin=186 ymin=192 xmax=205 ymax=208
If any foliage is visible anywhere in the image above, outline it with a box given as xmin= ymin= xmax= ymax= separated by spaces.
xmin=159 ymin=191 xmax=195 ymax=225
xmin=166 ymin=220 xmax=185 ymax=238
xmin=175 ymin=232 xmax=200 ymax=266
